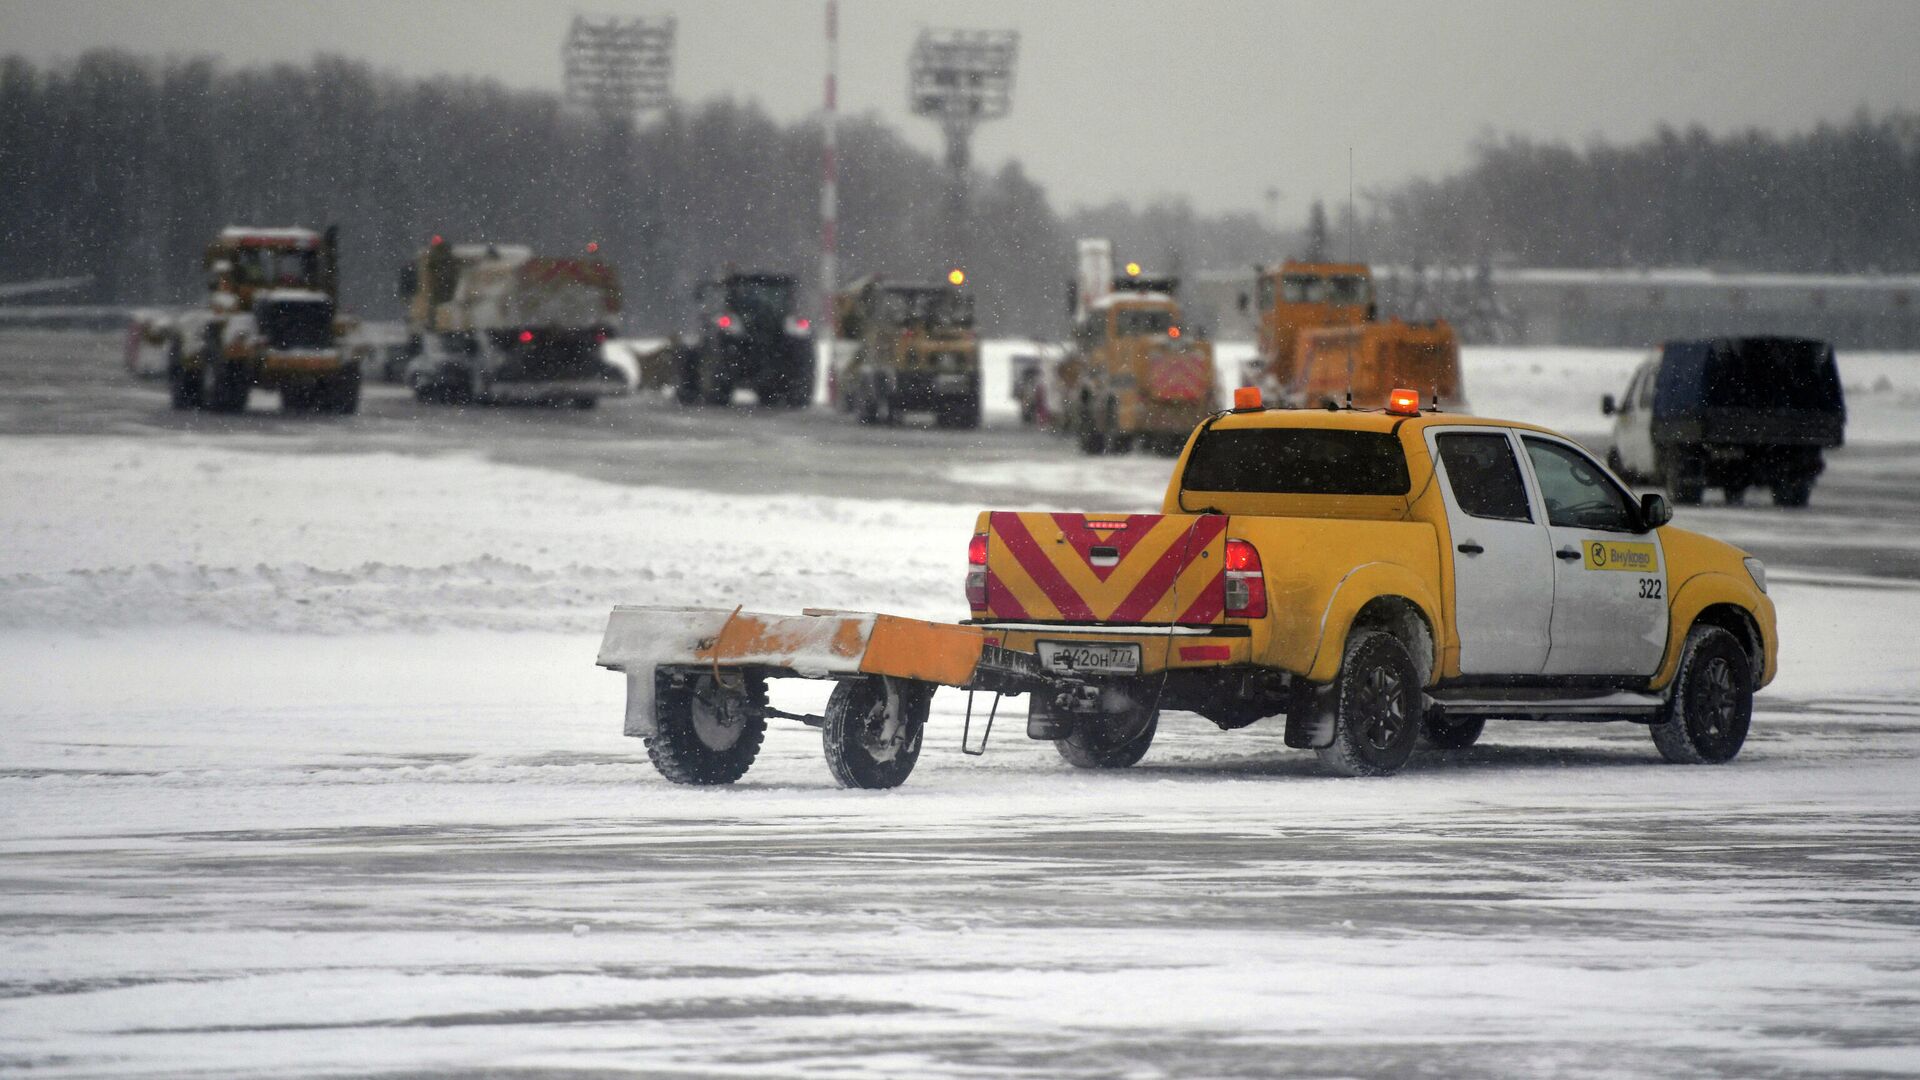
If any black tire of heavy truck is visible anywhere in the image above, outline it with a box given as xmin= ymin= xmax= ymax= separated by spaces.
xmin=201 ymin=360 xmax=250 ymax=414
xmin=1076 ymin=397 xmax=1106 ymax=455
xmin=646 ymin=671 xmax=769 ymax=785
xmin=280 ymin=384 xmax=314 ymax=413
xmin=1650 ymin=624 xmax=1753 ymax=765
xmin=1314 ymin=630 xmax=1423 ymax=777
xmin=1662 ymin=446 xmax=1705 ymax=506
xmin=822 ymin=677 xmax=929 ymax=789
xmin=1771 ymin=476 xmax=1814 ymax=508
xmin=167 ymin=344 xmax=202 ymax=410
xmin=1056 ymin=702 xmax=1158 ymax=769
xmin=1420 ymin=707 xmax=1485 ymax=749
xmin=935 ymin=395 xmax=980 ymax=429
xmin=674 ymin=349 xmax=701 ymax=406
xmin=327 ymin=370 xmax=362 ymax=415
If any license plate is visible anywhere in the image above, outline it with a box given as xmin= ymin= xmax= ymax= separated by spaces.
xmin=1036 ymin=640 xmax=1141 ymax=675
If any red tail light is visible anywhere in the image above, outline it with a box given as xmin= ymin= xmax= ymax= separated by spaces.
xmin=594 ymin=330 xmax=608 ymax=343
xmin=966 ymin=532 xmax=989 ymax=609
xmin=1224 ymin=538 xmax=1266 ymax=618
xmin=717 ymin=315 xmax=733 ymax=329
xmin=796 ymin=318 xmax=811 ymax=331
xmin=518 ymin=330 xmax=534 ymax=343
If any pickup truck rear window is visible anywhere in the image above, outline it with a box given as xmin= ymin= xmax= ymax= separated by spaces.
xmin=1182 ymin=429 xmax=1411 ymax=495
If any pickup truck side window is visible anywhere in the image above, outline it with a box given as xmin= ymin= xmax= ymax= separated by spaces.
xmin=1436 ymin=433 xmax=1532 ymax=521
xmin=1523 ymin=437 xmax=1639 ymax=532
xmin=1182 ymin=429 xmax=1411 ymax=495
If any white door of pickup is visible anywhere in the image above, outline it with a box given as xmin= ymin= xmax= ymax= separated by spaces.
xmin=1427 ymin=428 xmax=1554 ymax=675
xmin=1520 ymin=435 xmax=1670 ymax=676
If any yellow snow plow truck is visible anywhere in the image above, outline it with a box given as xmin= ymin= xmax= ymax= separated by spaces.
xmin=599 ymin=388 xmax=1776 ymax=789
xmin=1058 ymin=241 xmax=1217 ymax=455
xmin=165 ymin=226 xmax=360 ymax=414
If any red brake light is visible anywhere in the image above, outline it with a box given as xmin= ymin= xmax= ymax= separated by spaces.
xmin=965 ymin=532 xmax=990 ymax=609
xmin=796 ymin=318 xmax=810 ymax=331
xmin=717 ymin=315 xmax=732 ymax=329
xmin=1168 ymin=326 xmax=1182 ymax=339
xmin=430 ymin=234 xmax=444 ymax=246
xmin=518 ymin=330 xmax=534 ymax=343
xmin=1224 ymin=539 xmax=1266 ymax=618
xmin=594 ymin=330 xmax=608 ymax=343
xmin=1387 ymin=387 xmax=1420 ymax=416
xmin=586 ymin=241 xmax=599 ymax=253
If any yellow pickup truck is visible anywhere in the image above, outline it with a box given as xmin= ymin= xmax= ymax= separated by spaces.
xmin=600 ymin=388 xmax=1776 ymax=786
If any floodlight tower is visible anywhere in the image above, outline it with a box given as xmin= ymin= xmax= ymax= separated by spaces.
xmin=562 ymin=14 xmax=676 ymax=326
xmin=909 ymin=28 xmax=1018 ymax=274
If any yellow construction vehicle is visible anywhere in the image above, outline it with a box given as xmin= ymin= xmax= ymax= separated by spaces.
xmin=830 ymin=274 xmax=980 ymax=428
xmin=1242 ymin=261 xmax=1465 ymax=410
xmin=1059 ymin=251 xmax=1217 ymax=456
xmin=164 ymin=226 xmax=360 ymax=414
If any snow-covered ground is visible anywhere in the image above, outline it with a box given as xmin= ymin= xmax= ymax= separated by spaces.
xmin=5 ymin=333 xmax=1920 ymax=1077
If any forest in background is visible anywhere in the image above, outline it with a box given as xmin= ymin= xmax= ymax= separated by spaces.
xmin=3 ymin=51 xmax=1917 ymax=334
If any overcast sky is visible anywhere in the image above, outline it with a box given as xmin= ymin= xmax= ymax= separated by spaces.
xmin=7 ymin=1 xmax=1920 ymax=221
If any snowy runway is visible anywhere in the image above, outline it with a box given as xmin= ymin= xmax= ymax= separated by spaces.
xmin=4 ymin=332 xmax=1920 ymax=1077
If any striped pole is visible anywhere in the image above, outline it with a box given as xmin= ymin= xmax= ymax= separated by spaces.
xmin=821 ymin=0 xmax=839 ymax=338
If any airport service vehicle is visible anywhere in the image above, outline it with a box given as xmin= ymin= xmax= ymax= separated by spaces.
xmin=164 ymin=226 xmax=360 ymax=414
xmin=1241 ymin=261 xmax=1464 ymax=411
xmin=398 ymin=240 xmax=627 ymax=408
xmin=831 ymin=274 xmax=980 ymax=427
xmin=1603 ymin=336 xmax=1846 ymax=507
xmin=1056 ymin=246 xmax=1216 ymax=455
xmin=599 ymin=388 xmax=1776 ymax=788
xmin=671 ymin=271 xmax=814 ymax=408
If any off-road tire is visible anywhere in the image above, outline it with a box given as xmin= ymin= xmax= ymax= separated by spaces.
xmin=645 ymin=672 xmax=768 ymax=785
xmin=1663 ymin=447 xmax=1705 ymax=506
xmin=201 ymin=360 xmax=250 ymax=414
xmin=330 ymin=371 xmax=362 ymax=415
xmin=1055 ymin=702 xmax=1158 ymax=769
xmin=1076 ymin=398 xmax=1107 ymax=455
xmin=167 ymin=345 xmax=202 ymax=410
xmin=1420 ymin=708 xmax=1485 ymax=749
xmin=1771 ymin=477 xmax=1813 ymax=508
xmin=823 ymin=677 xmax=930 ymax=789
xmin=1315 ymin=630 xmax=1423 ymax=777
xmin=1651 ymin=625 xmax=1752 ymax=765
xmin=935 ymin=395 xmax=980 ymax=430
xmin=280 ymin=384 xmax=314 ymax=413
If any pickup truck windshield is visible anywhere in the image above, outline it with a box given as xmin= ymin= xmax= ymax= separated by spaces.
xmin=1182 ymin=429 xmax=1410 ymax=495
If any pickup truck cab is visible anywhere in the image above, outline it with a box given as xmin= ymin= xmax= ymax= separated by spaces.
xmin=969 ymin=390 xmax=1777 ymax=776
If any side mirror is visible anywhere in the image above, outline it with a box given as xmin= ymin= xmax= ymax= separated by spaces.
xmin=1600 ymin=393 xmax=1616 ymax=416
xmin=1236 ymin=292 xmax=1250 ymax=313
xmin=1640 ymin=492 xmax=1672 ymax=530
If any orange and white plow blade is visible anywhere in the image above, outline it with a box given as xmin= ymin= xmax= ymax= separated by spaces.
xmin=597 ymin=606 xmax=992 ymax=736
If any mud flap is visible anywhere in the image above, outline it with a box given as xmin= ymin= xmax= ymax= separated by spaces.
xmin=624 ymin=670 xmax=659 ymax=738
xmin=1285 ymin=680 xmax=1337 ymax=750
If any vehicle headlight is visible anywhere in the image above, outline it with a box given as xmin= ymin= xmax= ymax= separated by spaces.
xmin=1743 ymin=557 xmax=1768 ymax=594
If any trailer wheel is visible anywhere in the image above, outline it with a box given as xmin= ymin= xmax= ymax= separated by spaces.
xmin=1056 ymin=701 xmax=1158 ymax=769
xmin=1314 ymin=630 xmax=1422 ymax=777
xmin=645 ymin=672 xmax=768 ymax=785
xmin=822 ymin=677 xmax=929 ymax=789
xmin=1650 ymin=624 xmax=1752 ymax=765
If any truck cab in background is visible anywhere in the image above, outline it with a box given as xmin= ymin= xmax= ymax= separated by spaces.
xmin=1604 ymin=336 xmax=1846 ymax=507
xmin=671 ymin=271 xmax=814 ymax=409
xmin=1058 ymin=261 xmax=1217 ymax=456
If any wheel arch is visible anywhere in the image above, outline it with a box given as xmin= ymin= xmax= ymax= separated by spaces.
xmin=1303 ymin=565 xmax=1444 ymax=686
xmin=1652 ymin=570 xmax=1774 ymax=691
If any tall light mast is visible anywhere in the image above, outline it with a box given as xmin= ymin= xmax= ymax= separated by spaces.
xmin=908 ymin=28 xmax=1018 ymax=275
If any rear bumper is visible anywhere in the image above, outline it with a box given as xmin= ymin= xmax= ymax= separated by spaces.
xmin=490 ymin=376 xmax=629 ymax=401
xmin=970 ymin=621 xmax=1253 ymax=674
xmin=257 ymin=350 xmax=350 ymax=378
